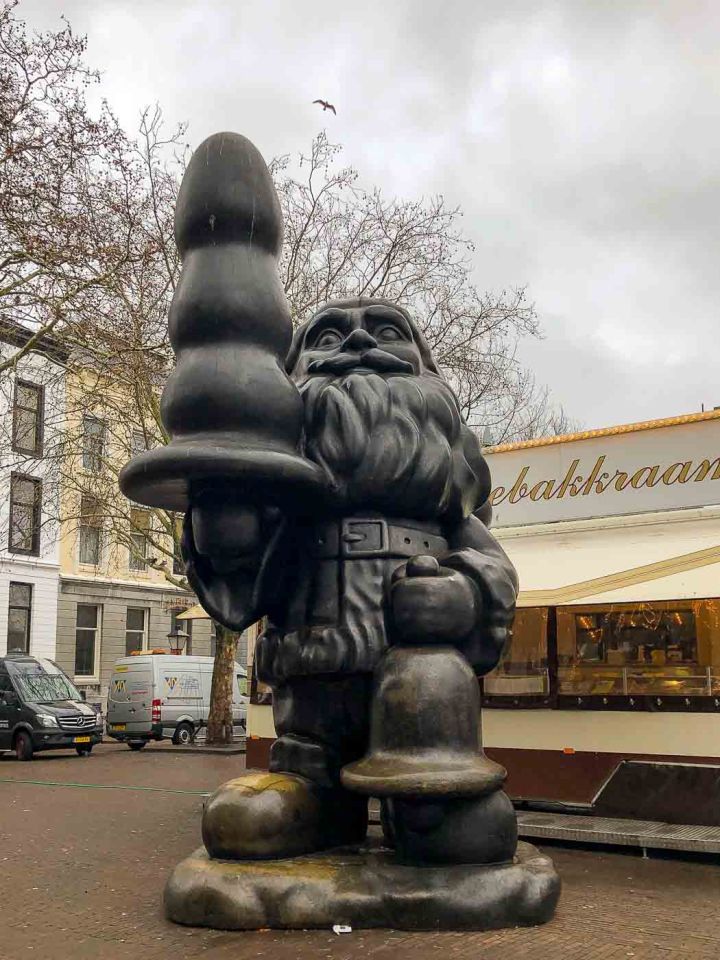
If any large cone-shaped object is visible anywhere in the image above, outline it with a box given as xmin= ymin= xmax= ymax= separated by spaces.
xmin=119 ymin=132 xmax=329 ymax=513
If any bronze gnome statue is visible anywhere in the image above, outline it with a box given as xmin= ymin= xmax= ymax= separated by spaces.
xmin=120 ymin=131 xmax=559 ymax=931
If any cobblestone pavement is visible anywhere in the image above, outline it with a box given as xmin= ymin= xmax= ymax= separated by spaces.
xmin=2 ymin=742 xmax=720 ymax=960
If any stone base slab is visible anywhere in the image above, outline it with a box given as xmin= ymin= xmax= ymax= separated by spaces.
xmin=164 ymin=840 xmax=560 ymax=931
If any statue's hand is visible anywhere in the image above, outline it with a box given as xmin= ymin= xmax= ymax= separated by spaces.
xmin=390 ymin=555 xmax=480 ymax=645
xmin=190 ymin=488 xmax=276 ymax=574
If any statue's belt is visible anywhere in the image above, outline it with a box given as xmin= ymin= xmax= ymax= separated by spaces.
xmin=311 ymin=518 xmax=447 ymax=560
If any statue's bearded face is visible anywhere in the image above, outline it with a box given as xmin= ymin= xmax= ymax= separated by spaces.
xmin=291 ymin=303 xmax=424 ymax=380
xmin=290 ymin=302 xmax=489 ymax=521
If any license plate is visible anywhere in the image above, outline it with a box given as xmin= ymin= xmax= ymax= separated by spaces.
xmin=111 ymin=724 xmax=126 ymax=731
xmin=74 ymin=736 xmax=91 ymax=744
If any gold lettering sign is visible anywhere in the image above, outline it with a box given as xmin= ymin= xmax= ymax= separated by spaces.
xmin=489 ymin=455 xmax=720 ymax=508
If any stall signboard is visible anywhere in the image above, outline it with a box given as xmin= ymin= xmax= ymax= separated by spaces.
xmin=485 ymin=416 xmax=720 ymax=527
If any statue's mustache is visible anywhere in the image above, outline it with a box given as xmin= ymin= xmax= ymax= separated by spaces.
xmin=307 ymin=348 xmax=414 ymax=375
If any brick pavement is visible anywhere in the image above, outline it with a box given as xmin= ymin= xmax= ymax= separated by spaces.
xmin=1 ymin=742 xmax=719 ymax=960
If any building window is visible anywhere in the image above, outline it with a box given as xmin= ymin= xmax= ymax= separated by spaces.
xmin=128 ymin=509 xmax=150 ymax=571
xmin=78 ymin=495 xmax=102 ymax=565
xmin=125 ymin=607 xmax=148 ymax=655
xmin=9 ymin=474 xmax=41 ymax=555
xmin=483 ymin=607 xmax=549 ymax=699
xmin=210 ymin=620 xmax=217 ymax=658
xmin=170 ymin=608 xmax=192 ymax=656
xmin=128 ymin=534 xmax=147 ymax=571
xmin=12 ymin=380 xmax=43 ymax=456
xmin=172 ymin=515 xmax=185 ymax=575
xmin=82 ymin=416 xmax=105 ymax=473
xmin=130 ymin=429 xmax=148 ymax=458
xmin=75 ymin=604 xmax=100 ymax=677
xmin=7 ymin=583 xmax=32 ymax=654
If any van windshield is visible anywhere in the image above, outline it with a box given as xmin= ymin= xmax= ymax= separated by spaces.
xmin=7 ymin=659 xmax=83 ymax=704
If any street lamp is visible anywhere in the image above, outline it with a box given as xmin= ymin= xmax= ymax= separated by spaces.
xmin=167 ymin=628 xmax=189 ymax=655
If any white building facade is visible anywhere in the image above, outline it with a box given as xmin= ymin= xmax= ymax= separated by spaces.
xmin=0 ymin=320 xmax=67 ymax=661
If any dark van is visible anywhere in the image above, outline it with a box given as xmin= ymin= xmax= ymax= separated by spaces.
xmin=0 ymin=654 xmax=103 ymax=760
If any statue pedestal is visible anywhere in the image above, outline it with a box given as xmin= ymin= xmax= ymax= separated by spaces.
xmin=164 ymin=840 xmax=560 ymax=931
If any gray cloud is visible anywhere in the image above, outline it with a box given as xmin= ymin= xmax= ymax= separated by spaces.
xmin=17 ymin=0 xmax=720 ymax=426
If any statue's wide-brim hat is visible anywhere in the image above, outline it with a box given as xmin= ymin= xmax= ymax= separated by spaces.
xmin=119 ymin=440 xmax=330 ymax=513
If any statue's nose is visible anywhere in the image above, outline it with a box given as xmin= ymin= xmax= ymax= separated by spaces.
xmin=343 ymin=328 xmax=377 ymax=352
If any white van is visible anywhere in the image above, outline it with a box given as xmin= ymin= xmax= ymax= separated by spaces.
xmin=106 ymin=654 xmax=248 ymax=749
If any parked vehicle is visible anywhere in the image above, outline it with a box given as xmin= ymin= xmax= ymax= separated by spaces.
xmin=106 ymin=654 xmax=248 ymax=749
xmin=0 ymin=654 xmax=103 ymax=761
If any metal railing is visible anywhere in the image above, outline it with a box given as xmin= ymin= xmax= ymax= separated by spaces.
xmin=558 ymin=665 xmax=720 ymax=697
xmin=484 ymin=669 xmax=550 ymax=696
xmin=484 ymin=666 xmax=720 ymax=699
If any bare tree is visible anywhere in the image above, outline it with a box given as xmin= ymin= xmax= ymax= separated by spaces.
xmin=1 ymin=2 xmax=571 ymax=434
xmin=271 ymin=133 xmax=553 ymax=441
xmin=0 ymin=0 xmax=147 ymax=374
xmin=504 ymin=402 xmax=583 ymax=444
xmin=0 ymin=2 xmax=577 ymax=744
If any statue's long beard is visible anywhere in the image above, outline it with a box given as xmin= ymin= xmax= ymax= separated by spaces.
xmin=296 ymin=371 xmax=489 ymax=521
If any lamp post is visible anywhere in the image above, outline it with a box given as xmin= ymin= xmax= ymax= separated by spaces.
xmin=167 ymin=628 xmax=189 ymax=656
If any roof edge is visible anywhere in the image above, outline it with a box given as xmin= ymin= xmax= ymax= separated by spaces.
xmin=485 ymin=408 xmax=720 ymax=455
xmin=0 ymin=317 xmax=69 ymax=364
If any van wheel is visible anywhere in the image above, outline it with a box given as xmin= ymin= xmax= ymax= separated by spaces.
xmin=172 ymin=722 xmax=194 ymax=746
xmin=128 ymin=741 xmax=147 ymax=751
xmin=14 ymin=731 xmax=33 ymax=762
xmin=75 ymin=745 xmax=93 ymax=756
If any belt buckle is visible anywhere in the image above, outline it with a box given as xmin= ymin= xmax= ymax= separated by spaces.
xmin=340 ymin=518 xmax=389 ymax=558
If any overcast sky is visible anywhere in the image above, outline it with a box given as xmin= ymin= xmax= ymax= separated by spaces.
xmin=19 ymin=0 xmax=720 ymax=429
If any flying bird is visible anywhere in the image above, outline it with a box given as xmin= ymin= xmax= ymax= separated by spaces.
xmin=313 ymin=99 xmax=337 ymax=115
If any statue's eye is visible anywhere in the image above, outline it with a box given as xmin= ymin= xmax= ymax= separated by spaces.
xmin=376 ymin=325 xmax=402 ymax=342
xmin=315 ymin=329 xmax=342 ymax=349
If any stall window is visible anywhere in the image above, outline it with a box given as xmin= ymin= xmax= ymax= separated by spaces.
xmin=557 ymin=601 xmax=714 ymax=698
xmin=483 ymin=607 xmax=549 ymax=699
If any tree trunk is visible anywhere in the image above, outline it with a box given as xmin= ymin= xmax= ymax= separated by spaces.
xmin=206 ymin=623 xmax=237 ymax=745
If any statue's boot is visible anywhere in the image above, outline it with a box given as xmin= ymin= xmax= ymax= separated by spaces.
xmin=386 ymin=790 xmax=518 ymax=865
xmin=202 ymin=771 xmax=368 ymax=860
